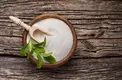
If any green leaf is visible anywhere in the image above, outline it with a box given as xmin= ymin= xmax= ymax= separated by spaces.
xmin=28 ymin=39 xmax=32 ymax=51
xmin=34 ymin=37 xmax=46 ymax=47
xmin=20 ymin=36 xmax=56 ymax=69
xmin=27 ymin=49 xmax=34 ymax=60
xmin=20 ymin=43 xmax=29 ymax=56
xmin=30 ymin=37 xmax=38 ymax=44
xmin=34 ymin=47 xmax=45 ymax=53
xmin=36 ymin=53 xmax=43 ymax=69
xmin=43 ymin=37 xmax=46 ymax=47
xmin=44 ymin=55 xmax=56 ymax=64
xmin=34 ymin=42 xmax=43 ymax=47
xmin=41 ymin=52 xmax=52 ymax=57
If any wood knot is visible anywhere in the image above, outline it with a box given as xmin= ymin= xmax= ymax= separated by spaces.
xmin=80 ymin=40 xmax=96 ymax=51
xmin=95 ymin=30 xmax=104 ymax=38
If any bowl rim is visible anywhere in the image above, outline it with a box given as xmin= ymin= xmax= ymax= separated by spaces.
xmin=23 ymin=14 xmax=77 ymax=68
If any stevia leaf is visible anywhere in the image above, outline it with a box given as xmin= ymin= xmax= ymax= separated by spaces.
xmin=20 ymin=36 xmax=56 ymax=69
xmin=30 ymin=37 xmax=38 ymax=44
xmin=43 ymin=37 xmax=46 ymax=47
xmin=27 ymin=49 xmax=34 ymax=60
xmin=36 ymin=53 xmax=43 ymax=69
xmin=34 ymin=47 xmax=45 ymax=53
xmin=44 ymin=55 xmax=56 ymax=64
xmin=20 ymin=43 xmax=29 ymax=56
xmin=28 ymin=39 xmax=32 ymax=51
xmin=34 ymin=37 xmax=46 ymax=47
xmin=41 ymin=52 xmax=52 ymax=57
xmin=34 ymin=42 xmax=43 ymax=47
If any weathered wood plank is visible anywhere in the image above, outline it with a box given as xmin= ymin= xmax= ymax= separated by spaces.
xmin=0 ymin=56 xmax=121 ymax=80
xmin=0 ymin=0 xmax=122 ymax=11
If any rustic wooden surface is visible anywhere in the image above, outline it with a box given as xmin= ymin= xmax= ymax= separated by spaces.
xmin=0 ymin=0 xmax=122 ymax=80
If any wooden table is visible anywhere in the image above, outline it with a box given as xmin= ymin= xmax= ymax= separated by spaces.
xmin=0 ymin=0 xmax=122 ymax=80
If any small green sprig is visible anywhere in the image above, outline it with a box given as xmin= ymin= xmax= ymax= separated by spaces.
xmin=20 ymin=37 xmax=56 ymax=69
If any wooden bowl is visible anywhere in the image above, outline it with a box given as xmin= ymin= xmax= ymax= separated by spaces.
xmin=23 ymin=14 xmax=77 ymax=68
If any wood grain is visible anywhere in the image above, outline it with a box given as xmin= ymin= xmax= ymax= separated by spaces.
xmin=0 ymin=0 xmax=122 ymax=79
xmin=0 ymin=56 xmax=122 ymax=80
